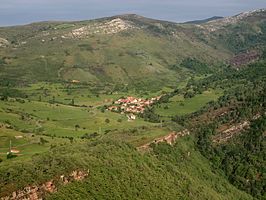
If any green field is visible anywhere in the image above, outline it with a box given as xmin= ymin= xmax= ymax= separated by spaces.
xmin=0 ymin=98 xmax=157 ymax=136
xmin=155 ymin=89 xmax=223 ymax=116
xmin=0 ymin=86 xmax=222 ymax=163
xmin=0 ymin=83 xmax=163 ymax=161
xmin=0 ymin=127 xmax=68 ymax=162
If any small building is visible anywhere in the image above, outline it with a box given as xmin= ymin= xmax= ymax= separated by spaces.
xmin=71 ymin=80 xmax=80 ymax=83
xmin=10 ymin=149 xmax=20 ymax=154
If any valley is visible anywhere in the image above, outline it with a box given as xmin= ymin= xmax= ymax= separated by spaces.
xmin=0 ymin=8 xmax=265 ymax=200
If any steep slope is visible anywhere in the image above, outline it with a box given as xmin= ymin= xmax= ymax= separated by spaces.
xmin=169 ymin=60 xmax=266 ymax=199
xmin=0 ymin=138 xmax=253 ymax=200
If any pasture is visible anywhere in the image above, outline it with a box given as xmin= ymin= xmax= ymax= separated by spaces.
xmin=155 ymin=89 xmax=222 ymax=116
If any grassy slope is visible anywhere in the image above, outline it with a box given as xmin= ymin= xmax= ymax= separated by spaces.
xmin=0 ymin=11 xmax=264 ymax=91
xmin=1 ymin=11 xmax=265 ymax=91
xmin=155 ymin=89 xmax=222 ymax=116
xmin=0 ymin=127 xmax=67 ymax=162
xmin=0 ymin=99 xmax=157 ymax=137
xmin=0 ymin=79 xmax=177 ymax=162
xmin=0 ymin=15 xmax=232 ymax=91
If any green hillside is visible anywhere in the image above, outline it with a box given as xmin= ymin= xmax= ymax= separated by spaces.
xmin=0 ymin=9 xmax=265 ymax=91
xmin=0 ymin=9 xmax=265 ymax=200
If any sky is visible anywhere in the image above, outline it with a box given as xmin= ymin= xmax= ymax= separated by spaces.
xmin=0 ymin=0 xmax=265 ymax=26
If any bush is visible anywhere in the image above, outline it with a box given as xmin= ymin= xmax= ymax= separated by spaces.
xmin=81 ymin=132 xmax=99 ymax=139
xmin=6 ymin=153 xmax=17 ymax=159
xmin=75 ymin=124 xmax=80 ymax=131
xmin=40 ymin=137 xmax=49 ymax=145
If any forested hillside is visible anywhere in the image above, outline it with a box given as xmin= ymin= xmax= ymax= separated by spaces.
xmin=169 ymin=61 xmax=266 ymax=199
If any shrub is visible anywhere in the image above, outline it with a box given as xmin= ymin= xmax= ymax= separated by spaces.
xmin=7 ymin=153 xmax=17 ymax=159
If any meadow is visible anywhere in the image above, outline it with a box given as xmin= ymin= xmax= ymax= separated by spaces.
xmin=155 ymin=89 xmax=223 ymax=116
xmin=0 ymin=77 xmax=220 ymax=162
xmin=0 ymin=82 xmax=166 ymax=162
xmin=0 ymin=127 xmax=68 ymax=162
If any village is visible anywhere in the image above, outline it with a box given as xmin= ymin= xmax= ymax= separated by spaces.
xmin=108 ymin=95 xmax=162 ymax=120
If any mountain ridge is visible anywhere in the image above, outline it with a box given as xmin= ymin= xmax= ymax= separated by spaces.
xmin=1 ymin=8 xmax=265 ymax=28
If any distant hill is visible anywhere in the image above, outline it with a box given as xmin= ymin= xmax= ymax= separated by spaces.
xmin=185 ymin=16 xmax=223 ymax=24
xmin=0 ymin=9 xmax=265 ymax=90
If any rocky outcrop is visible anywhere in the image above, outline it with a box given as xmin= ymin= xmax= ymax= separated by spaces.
xmin=1 ymin=170 xmax=89 ymax=200
xmin=137 ymin=129 xmax=190 ymax=152
xmin=213 ymin=121 xmax=250 ymax=143
xmin=0 ymin=38 xmax=9 ymax=47
xmin=65 ymin=18 xmax=136 ymax=38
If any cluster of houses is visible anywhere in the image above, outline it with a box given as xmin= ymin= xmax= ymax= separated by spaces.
xmin=108 ymin=96 xmax=162 ymax=120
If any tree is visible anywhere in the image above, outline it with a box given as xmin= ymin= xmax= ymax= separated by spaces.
xmin=71 ymin=99 xmax=75 ymax=106
xmin=75 ymin=124 xmax=80 ymax=131
xmin=52 ymin=96 xmax=55 ymax=103
xmin=7 ymin=153 xmax=17 ymax=159
xmin=101 ymin=106 xmax=107 ymax=113
xmin=40 ymin=137 xmax=48 ymax=145
xmin=1 ymin=89 xmax=8 ymax=101
xmin=69 ymin=137 xmax=74 ymax=144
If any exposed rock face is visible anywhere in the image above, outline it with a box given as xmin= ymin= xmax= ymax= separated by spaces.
xmin=70 ymin=170 xmax=89 ymax=181
xmin=42 ymin=181 xmax=57 ymax=193
xmin=1 ymin=186 xmax=40 ymax=200
xmin=1 ymin=170 xmax=89 ymax=200
xmin=0 ymin=38 xmax=9 ymax=47
xmin=137 ymin=129 xmax=190 ymax=151
xmin=65 ymin=18 xmax=136 ymax=38
xmin=213 ymin=121 xmax=250 ymax=143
